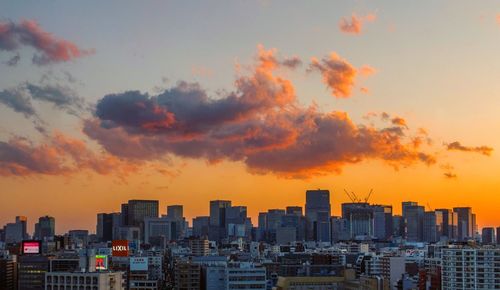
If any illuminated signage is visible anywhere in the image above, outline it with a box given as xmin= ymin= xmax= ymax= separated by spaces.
xmin=21 ymin=240 xmax=41 ymax=255
xmin=95 ymin=255 xmax=108 ymax=271
xmin=112 ymin=240 xmax=129 ymax=257
xmin=130 ymin=257 xmax=148 ymax=271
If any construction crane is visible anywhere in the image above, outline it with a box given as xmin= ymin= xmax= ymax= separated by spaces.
xmin=426 ymin=203 xmax=433 ymax=211
xmin=344 ymin=189 xmax=374 ymax=203
xmin=364 ymin=189 xmax=373 ymax=203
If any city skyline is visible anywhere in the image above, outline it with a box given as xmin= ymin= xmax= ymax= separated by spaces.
xmin=2 ymin=1 xmax=500 ymax=234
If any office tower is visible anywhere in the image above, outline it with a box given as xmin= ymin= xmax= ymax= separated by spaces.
xmin=45 ymin=272 xmax=125 ymax=290
xmin=68 ymin=230 xmax=89 ymax=247
xmin=0 ymin=256 xmax=17 ymax=290
xmin=143 ymin=216 xmax=176 ymax=244
xmin=286 ymin=206 xmax=303 ymax=216
xmin=404 ymin=204 xmax=424 ymax=242
xmin=225 ymin=206 xmax=248 ymax=240
xmin=96 ymin=212 xmax=121 ymax=242
xmin=453 ymin=207 xmax=473 ymax=241
xmin=435 ymin=209 xmax=457 ymax=240
xmin=3 ymin=216 xmax=28 ymax=243
xmin=34 ymin=215 xmax=55 ymax=241
xmin=402 ymin=201 xmax=418 ymax=238
xmin=121 ymin=203 xmax=129 ymax=226
xmin=392 ymin=215 xmax=404 ymax=238
xmin=472 ymin=213 xmax=478 ymax=238
xmin=192 ymin=216 xmax=210 ymax=238
xmin=167 ymin=205 xmax=187 ymax=239
xmin=497 ymin=227 xmax=500 ymax=245
xmin=341 ymin=203 xmax=373 ymax=239
xmin=305 ymin=189 xmax=331 ymax=242
xmin=265 ymin=209 xmax=286 ymax=243
xmin=423 ymin=211 xmax=443 ymax=243
xmin=122 ymin=200 xmax=159 ymax=240
xmin=226 ymin=263 xmax=266 ymax=290
xmin=372 ymin=205 xmax=393 ymax=240
xmin=331 ymin=216 xmax=349 ymax=242
xmin=442 ymin=247 xmax=500 ymax=289
xmin=167 ymin=205 xmax=183 ymax=220
xmin=18 ymin=255 xmax=51 ymax=290
xmin=481 ymin=227 xmax=495 ymax=245
xmin=257 ymin=212 xmax=267 ymax=241
xmin=209 ymin=200 xmax=231 ymax=241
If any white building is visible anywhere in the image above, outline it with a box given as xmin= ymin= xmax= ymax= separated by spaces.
xmin=45 ymin=271 xmax=125 ymax=290
xmin=226 ymin=262 xmax=266 ymax=290
xmin=442 ymin=247 xmax=500 ymax=289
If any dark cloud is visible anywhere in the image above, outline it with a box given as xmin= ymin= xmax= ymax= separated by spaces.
xmin=83 ymin=46 xmax=436 ymax=178
xmin=0 ymin=87 xmax=36 ymax=117
xmin=446 ymin=141 xmax=493 ymax=156
xmin=0 ymin=19 xmax=93 ymax=66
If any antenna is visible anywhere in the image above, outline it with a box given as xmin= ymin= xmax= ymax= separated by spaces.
xmin=364 ymin=189 xmax=373 ymax=203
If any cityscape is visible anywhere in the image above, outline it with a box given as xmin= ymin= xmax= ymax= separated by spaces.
xmin=2 ymin=1 xmax=500 ymax=290
xmin=1 ymin=189 xmax=499 ymax=289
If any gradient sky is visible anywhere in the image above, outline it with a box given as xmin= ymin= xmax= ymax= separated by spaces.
xmin=1 ymin=1 xmax=500 ymax=234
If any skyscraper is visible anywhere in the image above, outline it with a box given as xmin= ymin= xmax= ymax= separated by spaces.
xmin=121 ymin=200 xmax=159 ymax=241
xmin=3 ymin=216 xmax=27 ymax=243
xmin=481 ymin=227 xmax=495 ymax=245
xmin=209 ymin=200 xmax=231 ymax=241
xmin=286 ymin=206 xmax=303 ymax=216
xmin=405 ymin=204 xmax=424 ymax=242
xmin=453 ymin=207 xmax=473 ymax=241
xmin=305 ymin=189 xmax=331 ymax=242
xmin=96 ymin=212 xmax=121 ymax=242
xmin=423 ymin=211 xmax=443 ymax=243
xmin=341 ymin=203 xmax=373 ymax=239
xmin=372 ymin=205 xmax=393 ymax=240
xmin=167 ymin=205 xmax=184 ymax=220
xmin=435 ymin=209 xmax=457 ymax=241
xmin=34 ymin=215 xmax=55 ymax=241
xmin=402 ymin=201 xmax=418 ymax=239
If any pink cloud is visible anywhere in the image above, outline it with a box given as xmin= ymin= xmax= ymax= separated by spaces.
xmin=339 ymin=13 xmax=377 ymax=35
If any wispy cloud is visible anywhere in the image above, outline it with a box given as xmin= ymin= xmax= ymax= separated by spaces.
xmin=339 ymin=13 xmax=377 ymax=35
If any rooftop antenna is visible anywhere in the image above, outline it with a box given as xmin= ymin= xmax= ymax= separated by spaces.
xmin=364 ymin=189 xmax=373 ymax=203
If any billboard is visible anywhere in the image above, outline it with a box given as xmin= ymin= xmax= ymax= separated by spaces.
xmin=21 ymin=240 xmax=41 ymax=255
xmin=95 ymin=255 xmax=108 ymax=271
xmin=130 ymin=257 xmax=148 ymax=271
xmin=112 ymin=240 xmax=129 ymax=257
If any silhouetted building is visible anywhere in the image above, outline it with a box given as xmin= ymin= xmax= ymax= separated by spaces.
xmin=435 ymin=209 xmax=457 ymax=241
xmin=0 ymin=256 xmax=17 ymax=290
xmin=305 ymin=189 xmax=331 ymax=242
xmin=18 ymin=255 xmax=51 ymax=290
xmin=209 ymin=200 xmax=231 ymax=241
xmin=3 ymin=216 xmax=27 ymax=244
xmin=34 ymin=216 xmax=55 ymax=241
xmin=96 ymin=212 xmax=121 ymax=242
xmin=404 ymin=203 xmax=424 ymax=242
xmin=342 ymin=203 xmax=373 ymax=239
xmin=453 ymin=207 xmax=473 ymax=241
xmin=192 ymin=216 xmax=209 ymax=238
xmin=482 ymin=227 xmax=495 ymax=245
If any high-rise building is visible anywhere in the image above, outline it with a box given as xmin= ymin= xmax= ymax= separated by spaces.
xmin=423 ymin=211 xmax=443 ymax=243
xmin=372 ymin=205 xmax=393 ymax=240
xmin=18 ymin=255 xmax=51 ymax=290
xmin=257 ymin=213 xmax=267 ymax=241
xmin=0 ymin=256 xmax=17 ymax=290
xmin=286 ymin=206 xmax=302 ymax=216
xmin=265 ymin=209 xmax=286 ymax=243
xmin=402 ymin=201 xmax=418 ymax=239
xmin=96 ymin=212 xmax=121 ymax=242
xmin=34 ymin=215 xmax=55 ymax=241
xmin=174 ymin=261 xmax=201 ymax=290
xmin=189 ymin=238 xmax=210 ymax=256
xmin=453 ymin=207 xmax=473 ymax=241
xmin=167 ymin=205 xmax=183 ymax=220
xmin=341 ymin=203 xmax=373 ymax=239
xmin=481 ymin=227 xmax=495 ymax=245
xmin=435 ymin=209 xmax=457 ymax=241
xmin=404 ymin=203 xmax=424 ymax=242
xmin=143 ymin=216 xmax=175 ymax=244
xmin=497 ymin=227 xmax=500 ymax=245
xmin=122 ymin=200 xmax=159 ymax=240
xmin=392 ymin=215 xmax=404 ymax=238
xmin=442 ymin=247 xmax=500 ymax=289
xmin=192 ymin=216 xmax=210 ymax=238
xmin=305 ymin=189 xmax=331 ymax=242
xmin=3 ymin=216 xmax=28 ymax=243
xmin=209 ymin=200 xmax=231 ymax=241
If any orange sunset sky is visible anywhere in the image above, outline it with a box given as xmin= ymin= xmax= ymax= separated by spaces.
xmin=1 ymin=1 xmax=500 ymax=234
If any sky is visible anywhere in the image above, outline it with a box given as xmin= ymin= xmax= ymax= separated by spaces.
xmin=1 ymin=1 xmax=499 ymax=234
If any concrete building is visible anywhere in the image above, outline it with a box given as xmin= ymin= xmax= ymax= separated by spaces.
xmin=209 ymin=200 xmax=232 ymax=242
xmin=189 ymin=238 xmax=209 ymax=256
xmin=45 ymin=271 xmax=125 ymax=290
xmin=453 ymin=207 xmax=473 ymax=241
xmin=192 ymin=216 xmax=209 ymax=238
xmin=226 ymin=262 xmax=266 ymax=290
xmin=0 ymin=256 xmax=17 ymax=290
xmin=305 ymin=189 xmax=331 ymax=243
xmin=423 ymin=211 xmax=443 ymax=243
xmin=96 ymin=212 xmax=121 ymax=242
xmin=442 ymin=247 xmax=500 ymax=289
xmin=3 ymin=216 xmax=27 ymax=244
xmin=174 ymin=261 xmax=201 ymax=290
xmin=435 ymin=209 xmax=457 ymax=241
xmin=372 ymin=205 xmax=393 ymax=241
xmin=18 ymin=255 xmax=51 ymax=290
xmin=341 ymin=203 xmax=373 ymax=239
xmin=404 ymin=204 xmax=424 ymax=242
xmin=481 ymin=227 xmax=495 ymax=245
xmin=34 ymin=216 xmax=55 ymax=241
xmin=143 ymin=216 xmax=175 ymax=244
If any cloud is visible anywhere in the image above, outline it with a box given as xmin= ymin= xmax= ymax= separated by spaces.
xmin=339 ymin=13 xmax=377 ymax=35
xmin=0 ymin=87 xmax=37 ymax=118
xmin=83 ymin=46 xmax=435 ymax=178
xmin=446 ymin=141 xmax=493 ymax=156
xmin=0 ymin=19 xmax=94 ymax=65
xmin=309 ymin=52 xmax=374 ymax=98
xmin=0 ymin=132 xmax=139 ymax=177
xmin=443 ymin=172 xmax=457 ymax=179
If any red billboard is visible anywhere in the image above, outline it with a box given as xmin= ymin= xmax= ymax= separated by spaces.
xmin=112 ymin=240 xmax=129 ymax=257
xmin=21 ymin=240 xmax=41 ymax=255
